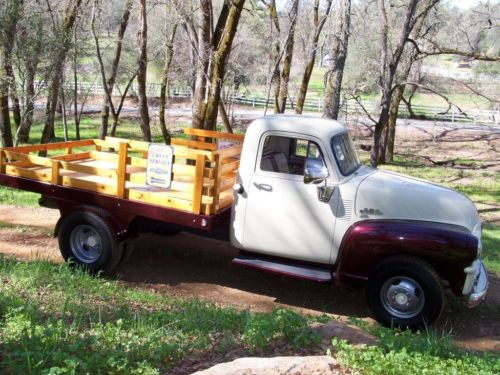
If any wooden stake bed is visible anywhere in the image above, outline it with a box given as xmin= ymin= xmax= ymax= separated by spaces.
xmin=0 ymin=128 xmax=243 ymax=216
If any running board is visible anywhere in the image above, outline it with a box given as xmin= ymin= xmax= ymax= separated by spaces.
xmin=233 ymin=255 xmax=333 ymax=283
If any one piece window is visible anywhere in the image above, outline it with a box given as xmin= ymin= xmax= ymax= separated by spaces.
xmin=260 ymin=135 xmax=327 ymax=176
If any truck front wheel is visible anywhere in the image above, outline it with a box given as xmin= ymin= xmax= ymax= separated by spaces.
xmin=366 ymin=256 xmax=444 ymax=329
xmin=58 ymin=211 xmax=123 ymax=274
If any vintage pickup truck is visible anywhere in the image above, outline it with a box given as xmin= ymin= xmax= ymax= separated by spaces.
xmin=0 ymin=115 xmax=488 ymax=329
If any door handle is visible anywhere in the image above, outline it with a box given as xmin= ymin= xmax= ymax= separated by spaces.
xmin=253 ymin=182 xmax=273 ymax=192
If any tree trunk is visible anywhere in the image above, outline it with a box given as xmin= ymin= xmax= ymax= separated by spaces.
xmin=385 ymin=85 xmax=403 ymax=162
xmin=0 ymin=53 xmax=13 ymax=147
xmin=198 ymin=0 xmax=246 ymax=131
xmin=370 ymin=0 xmax=418 ymax=167
xmin=60 ymin=82 xmax=69 ymax=141
xmin=110 ymin=72 xmax=136 ymax=137
xmin=73 ymin=29 xmax=80 ymax=141
xmin=0 ymin=0 xmax=24 ymax=147
xmin=98 ymin=0 xmax=133 ymax=139
xmin=265 ymin=0 xmax=282 ymax=114
xmin=218 ymin=101 xmax=232 ymax=133
xmin=16 ymin=65 xmax=36 ymax=144
xmin=296 ymin=0 xmax=333 ymax=114
xmin=382 ymin=0 xmax=432 ymax=163
xmin=276 ymin=0 xmax=299 ymax=114
xmin=323 ymin=0 xmax=351 ymax=120
xmin=137 ymin=0 xmax=151 ymax=142
xmin=159 ymin=20 xmax=178 ymax=144
xmin=5 ymin=65 xmax=21 ymax=128
xmin=0 ymin=92 xmax=12 ymax=147
xmin=191 ymin=0 xmax=211 ymax=129
xmin=40 ymin=0 xmax=82 ymax=147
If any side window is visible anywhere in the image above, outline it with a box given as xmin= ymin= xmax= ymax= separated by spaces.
xmin=260 ymin=135 xmax=327 ymax=177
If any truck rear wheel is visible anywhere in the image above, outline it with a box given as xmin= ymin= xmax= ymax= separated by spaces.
xmin=366 ymin=256 xmax=444 ymax=329
xmin=58 ymin=211 xmax=123 ymax=274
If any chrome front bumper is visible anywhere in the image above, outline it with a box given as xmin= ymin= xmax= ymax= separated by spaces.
xmin=462 ymin=259 xmax=488 ymax=308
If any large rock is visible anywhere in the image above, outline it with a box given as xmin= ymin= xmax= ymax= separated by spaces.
xmin=192 ymin=356 xmax=343 ymax=375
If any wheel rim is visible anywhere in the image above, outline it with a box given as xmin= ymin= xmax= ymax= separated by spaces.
xmin=69 ymin=225 xmax=102 ymax=263
xmin=380 ymin=276 xmax=425 ymax=319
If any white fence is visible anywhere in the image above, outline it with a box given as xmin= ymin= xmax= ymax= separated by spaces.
xmin=39 ymin=81 xmax=499 ymax=126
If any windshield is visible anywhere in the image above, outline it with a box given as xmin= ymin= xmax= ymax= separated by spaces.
xmin=331 ymin=132 xmax=361 ymax=176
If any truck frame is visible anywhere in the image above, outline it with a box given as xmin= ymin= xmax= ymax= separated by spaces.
xmin=0 ymin=118 xmax=488 ymax=329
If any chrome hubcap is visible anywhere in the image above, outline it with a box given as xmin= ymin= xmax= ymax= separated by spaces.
xmin=381 ymin=276 xmax=425 ymax=319
xmin=69 ymin=225 xmax=102 ymax=263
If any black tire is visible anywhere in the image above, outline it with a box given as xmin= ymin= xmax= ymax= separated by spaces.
xmin=58 ymin=210 xmax=123 ymax=274
xmin=366 ymin=256 xmax=444 ymax=329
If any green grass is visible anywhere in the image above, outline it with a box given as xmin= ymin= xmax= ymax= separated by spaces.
xmin=0 ymin=186 xmax=40 ymax=207
xmin=0 ymin=256 xmax=320 ymax=374
xmin=482 ymin=223 xmax=500 ymax=274
xmin=331 ymin=326 xmax=499 ymax=374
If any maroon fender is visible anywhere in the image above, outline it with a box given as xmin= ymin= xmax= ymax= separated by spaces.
xmin=54 ymin=201 xmax=135 ymax=242
xmin=335 ymin=220 xmax=478 ymax=295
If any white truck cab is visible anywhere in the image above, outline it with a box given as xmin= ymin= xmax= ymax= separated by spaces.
xmin=230 ymin=115 xmax=488 ymax=329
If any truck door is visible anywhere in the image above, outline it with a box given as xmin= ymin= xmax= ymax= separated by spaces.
xmin=242 ymin=133 xmax=337 ymax=264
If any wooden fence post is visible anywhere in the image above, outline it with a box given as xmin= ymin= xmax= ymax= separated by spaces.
xmin=212 ymin=154 xmax=221 ymax=214
xmin=51 ymin=160 xmax=61 ymax=185
xmin=116 ymin=142 xmax=128 ymax=199
xmin=192 ymin=154 xmax=205 ymax=214
xmin=0 ymin=150 xmax=4 ymax=174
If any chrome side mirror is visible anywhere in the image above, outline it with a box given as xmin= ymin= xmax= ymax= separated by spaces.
xmin=304 ymin=158 xmax=328 ymax=185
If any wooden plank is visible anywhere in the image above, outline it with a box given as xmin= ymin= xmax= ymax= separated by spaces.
xmin=0 ymin=150 xmax=4 ymax=174
xmin=201 ymin=195 xmax=214 ymax=205
xmin=171 ymin=144 xmax=215 ymax=161
xmin=183 ymin=128 xmax=244 ymax=142
xmin=218 ymin=191 xmax=234 ymax=209
xmin=127 ymin=171 xmax=147 ymax=184
xmin=173 ymin=163 xmax=196 ymax=176
xmin=127 ymin=189 xmax=192 ymax=211
xmin=204 ymin=168 xmax=215 ymax=179
xmin=4 ymin=160 xmax=33 ymax=168
xmin=61 ymin=176 xmax=117 ymax=196
xmin=59 ymin=160 xmax=117 ymax=179
xmin=129 ymin=156 xmax=147 ymax=168
xmin=51 ymin=160 xmax=61 ymax=185
xmin=104 ymin=136 xmax=150 ymax=152
xmin=3 ymin=150 xmax=53 ymax=168
xmin=219 ymin=176 xmax=235 ymax=192
xmin=221 ymin=159 xmax=240 ymax=175
xmin=89 ymin=150 xmax=119 ymax=163
xmin=170 ymin=180 xmax=195 ymax=193
xmin=212 ymin=154 xmax=221 ymax=213
xmin=1 ymin=139 xmax=95 ymax=154
xmin=192 ymin=154 xmax=205 ymax=214
xmin=214 ymin=145 xmax=242 ymax=159
xmin=203 ymin=204 xmax=212 ymax=216
xmin=50 ymin=151 xmax=91 ymax=161
xmin=116 ymin=143 xmax=128 ymax=199
xmin=171 ymin=138 xmax=218 ymax=151
xmin=5 ymin=165 xmax=51 ymax=182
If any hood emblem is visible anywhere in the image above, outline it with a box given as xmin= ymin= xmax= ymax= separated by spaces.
xmin=360 ymin=208 xmax=383 ymax=218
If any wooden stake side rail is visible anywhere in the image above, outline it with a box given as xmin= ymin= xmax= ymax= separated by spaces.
xmin=0 ymin=128 xmax=243 ymax=215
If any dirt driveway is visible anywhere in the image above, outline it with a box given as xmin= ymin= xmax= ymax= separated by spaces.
xmin=0 ymin=204 xmax=498 ymax=353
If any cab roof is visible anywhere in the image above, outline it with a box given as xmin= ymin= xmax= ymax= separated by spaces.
xmin=247 ymin=115 xmax=347 ymax=140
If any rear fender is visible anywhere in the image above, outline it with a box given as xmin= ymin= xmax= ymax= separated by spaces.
xmin=54 ymin=203 xmax=134 ymax=242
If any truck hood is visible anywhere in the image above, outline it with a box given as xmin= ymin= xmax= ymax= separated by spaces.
xmin=355 ymin=169 xmax=480 ymax=232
